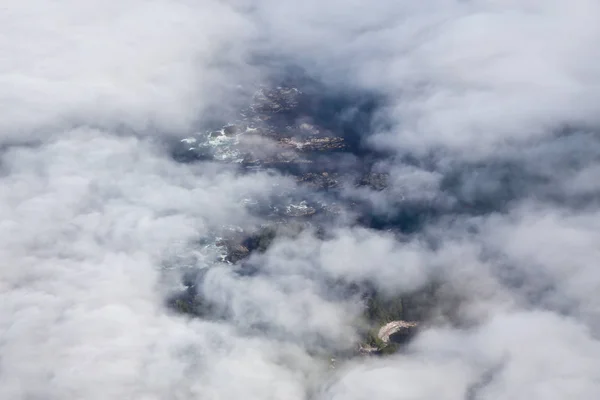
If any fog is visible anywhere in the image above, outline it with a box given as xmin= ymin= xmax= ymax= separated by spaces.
xmin=2 ymin=1 xmax=600 ymax=399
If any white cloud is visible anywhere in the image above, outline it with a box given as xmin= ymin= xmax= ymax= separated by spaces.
xmin=252 ymin=0 xmax=600 ymax=157
xmin=0 ymin=0 xmax=258 ymax=139
xmin=2 ymin=0 xmax=600 ymax=399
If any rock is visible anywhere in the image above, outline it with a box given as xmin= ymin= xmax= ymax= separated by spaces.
xmin=251 ymin=87 xmax=301 ymax=114
xmin=278 ymin=137 xmax=346 ymax=152
xmin=377 ymin=321 xmax=418 ymax=344
xmin=358 ymin=343 xmax=379 ymax=356
xmin=297 ymin=172 xmax=340 ymax=189
xmin=285 ymin=201 xmax=317 ymax=217
xmin=215 ymin=238 xmax=251 ymax=264
xmin=358 ymin=173 xmax=389 ymax=191
xmin=227 ymin=244 xmax=250 ymax=263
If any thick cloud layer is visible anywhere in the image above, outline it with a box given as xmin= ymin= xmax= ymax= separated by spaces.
xmin=0 ymin=0 xmax=258 ymax=138
xmin=253 ymin=0 xmax=600 ymax=156
xmin=2 ymin=1 xmax=600 ymax=399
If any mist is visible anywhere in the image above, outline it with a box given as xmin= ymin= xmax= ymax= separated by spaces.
xmin=2 ymin=1 xmax=600 ymax=399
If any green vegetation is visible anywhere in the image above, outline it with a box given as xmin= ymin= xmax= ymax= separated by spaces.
xmin=360 ymin=292 xmax=407 ymax=355
xmin=365 ymin=294 xmax=404 ymax=325
xmin=379 ymin=343 xmax=399 ymax=355
xmin=365 ymin=328 xmax=386 ymax=348
xmin=167 ymin=289 xmax=217 ymax=319
xmin=172 ymin=298 xmax=196 ymax=315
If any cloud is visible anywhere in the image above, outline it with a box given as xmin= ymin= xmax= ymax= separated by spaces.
xmin=251 ymin=0 xmax=600 ymax=157
xmin=2 ymin=0 xmax=600 ymax=399
xmin=0 ymin=0 xmax=259 ymax=140
xmin=0 ymin=128 xmax=303 ymax=399
xmin=319 ymin=311 xmax=600 ymax=400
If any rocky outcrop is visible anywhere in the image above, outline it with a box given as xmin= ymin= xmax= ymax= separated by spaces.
xmin=358 ymin=173 xmax=389 ymax=191
xmin=279 ymin=137 xmax=346 ymax=152
xmin=250 ymin=87 xmax=301 ymax=115
xmin=296 ymin=172 xmax=340 ymax=190
xmin=242 ymin=150 xmax=313 ymax=165
xmin=358 ymin=343 xmax=379 ymax=356
xmin=378 ymin=320 xmax=418 ymax=344
xmin=176 ymin=85 xmax=349 ymax=168
xmin=284 ymin=201 xmax=317 ymax=217
xmin=225 ymin=244 xmax=250 ymax=264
